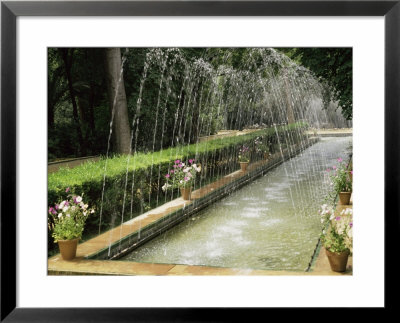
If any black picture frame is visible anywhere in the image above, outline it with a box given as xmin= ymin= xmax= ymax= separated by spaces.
xmin=1 ymin=0 xmax=398 ymax=321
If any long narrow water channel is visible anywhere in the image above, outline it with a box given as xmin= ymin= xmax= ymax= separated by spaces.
xmin=121 ymin=137 xmax=352 ymax=271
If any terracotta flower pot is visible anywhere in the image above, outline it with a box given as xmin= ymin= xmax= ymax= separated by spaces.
xmin=58 ymin=238 xmax=79 ymax=260
xmin=240 ymin=162 xmax=249 ymax=172
xmin=325 ymin=249 xmax=350 ymax=272
xmin=180 ymin=187 xmax=192 ymax=200
xmin=339 ymin=192 xmax=351 ymax=205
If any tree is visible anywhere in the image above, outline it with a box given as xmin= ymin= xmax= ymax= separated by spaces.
xmin=104 ymin=48 xmax=132 ymax=154
xmin=59 ymin=48 xmax=86 ymax=156
xmin=280 ymin=48 xmax=353 ymax=120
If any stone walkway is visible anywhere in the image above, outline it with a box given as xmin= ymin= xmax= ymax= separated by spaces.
xmin=305 ymin=128 xmax=352 ymax=137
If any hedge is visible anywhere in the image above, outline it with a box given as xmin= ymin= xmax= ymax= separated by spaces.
xmin=48 ymin=122 xmax=308 ymax=255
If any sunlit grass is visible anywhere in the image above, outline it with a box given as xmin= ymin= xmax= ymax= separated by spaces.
xmin=48 ymin=123 xmax=306 ymax=191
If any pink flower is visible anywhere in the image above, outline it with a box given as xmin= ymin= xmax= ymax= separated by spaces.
xmin=332 ymin=166 xmax=336 ymax=170
xmin=338 ymin=158 xmax=343 ymax=162
xmin=189 ymin=159 xmax=194 ymax=164
xmin=170 ymin=170 xmax=174 ymax=174
xmin=55 ymin=204 xmax=59 ymax=210
xmin=350 ymin=170 xmax=353 ymax=174
xmin=175 ymin=160 xmax=180 ymax=164
xmin=165 ymin=174 xmax=170 ymax=178
xmin=335 ymin=216 xmax=341 ymax=221
xmin=65 ymin=187 xmax=70 ymax=193
xmin=173 ymin=164 xmax=177 ymax=168
xmin=184 ymin=177 xmax=189 ymax=181
xmin=349 ymin=222 xmax=353 ymax=227
xmin=326 ymin=168 xmax=330 ymax=172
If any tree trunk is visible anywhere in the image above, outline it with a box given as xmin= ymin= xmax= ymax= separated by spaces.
xmin=86 ymin=49 xmax=96 ymax=137
xmin=60 ymin=48 xmax=86 ymax=156
xmin=104 ymin=48 xmax=131 ymax=154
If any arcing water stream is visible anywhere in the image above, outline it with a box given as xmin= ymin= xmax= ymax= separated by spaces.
xmin=121 ymin=136 xmax=352 ymax=271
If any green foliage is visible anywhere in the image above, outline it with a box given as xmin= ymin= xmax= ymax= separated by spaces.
xmin=327 ymin=158 xmax=352 ymax=198
xmin=48 ymin=48 xmax=112 ymax=159
xmin=319 ymin=206 xmax=353 ymax=254
xmin=48 ymin=47 xmax=318 ymax=160
xmin=48 ymin=194 xmax=94 ymax=242
xmin=238 ymin=145 xmax=251 ymax=162
xmin=253 ymin=136 xmax=269 ymax=155
xmin=279 ymin=48 xmax=353 ymax=120
xmin=47 ymin=123 xmax=307 ymax=255
xmin=163 ymin=160 xmax=201 ymax=190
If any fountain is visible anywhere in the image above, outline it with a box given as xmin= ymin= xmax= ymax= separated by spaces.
xmin=48 ymin=47 xmax=352 ymax=274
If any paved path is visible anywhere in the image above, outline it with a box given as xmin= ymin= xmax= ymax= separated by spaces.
xmin=306 ymin=128 xmax=352 ymax=137
xmin=48 ymin=156 xmax=100 ymax=173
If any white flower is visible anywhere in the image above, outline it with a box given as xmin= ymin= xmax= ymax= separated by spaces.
xmin=90 ymin=209 xmax=95 ymax=214
xmin=62 ymin=206 xmax=69 ymax=213
xmin=59 ymin=201 xmax=66 ymax=209
xmin=66 ymin=214 xmax=70 ymax=217
xmin=71 ymin=206 xmax=76 ymax=211
xmin=76 ymin=196 xmax=82 ymax=203
xmin=341 ymin=208 xmax=353 ymax=216
xmin=162 ymin=183 xmax=171 ymax=192
xmin=58 ymin=213 xmax=62 ymax=218
xmin=83 ymin=211 xmax=87 ymax=216
xmin=179 ymin=180 xmax=183 ymax=184
xmin=83 ymin=204 xmax=88 ymax=209
xmin=347 ymin=228 xmax=353 ymax=238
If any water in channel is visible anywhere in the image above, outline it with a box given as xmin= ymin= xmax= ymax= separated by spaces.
xmin=121 ymin=136 xmax=352 ymax=271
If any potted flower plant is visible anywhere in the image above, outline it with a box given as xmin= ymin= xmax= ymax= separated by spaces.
xmin=327 ymin=158 xmax=352 ymax=205
xmin=162 ymin=159 xmax=201 ymax=200
xmin=254 ymin=137 xmax=270 ymax=160
xmin=48 ymin=188 xmax=94 ymax=260
xmin=319 ymin=205 xmax=353 ymax=272
xmin=238 ymin=145 xmax=250 ymax=171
